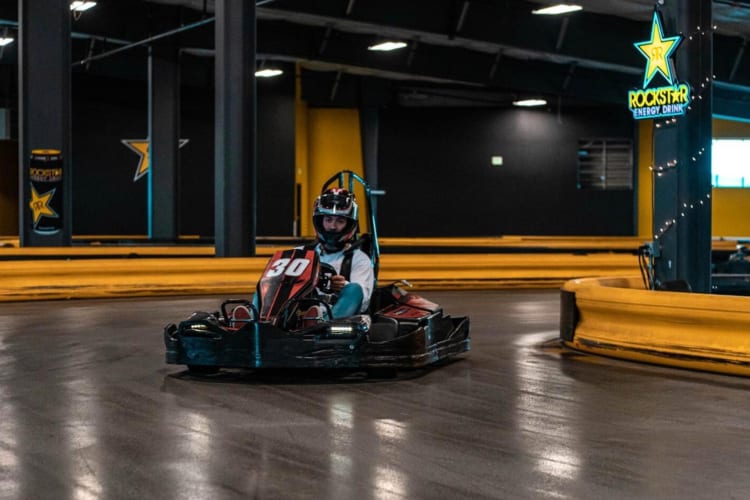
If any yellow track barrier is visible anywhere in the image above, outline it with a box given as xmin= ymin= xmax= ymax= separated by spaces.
xmin=561 ymin=276 xmax=750 ymax=377
xmin=0 ymin=253 xmax=641 ymax=302
xmin=0 ymin=234 xmax=743 ymax=254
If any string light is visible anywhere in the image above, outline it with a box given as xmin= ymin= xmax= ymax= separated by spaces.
xmin=649 ymin=21 xmax=714 ymax=242
xmin=642 ymin=9 xmax=717 ymax=288
xmin=654 ymin=117 xmax=678 ymax=129
xmin=679 ymin=24 xmax=717 ymax=42
xmin=649 ymin=159 xmax=678 ymax=174
xmin=653 ymin=193 xmax=711 ymax=240
xmin=675 ymin=23 xmax=717 ymax=112
xmin=649 ymin=146 xmax=706 ymax=175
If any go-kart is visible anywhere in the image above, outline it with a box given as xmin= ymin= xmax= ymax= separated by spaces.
xmin=712 ymin=244 xmax=750 ymax=296
xmin=163 ymin=171 xmax=470 ymax=375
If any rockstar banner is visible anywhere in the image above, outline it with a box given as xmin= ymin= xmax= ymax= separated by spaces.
xmin=28 ymin=149 xmax=63 ymax=235
xmin=627 ymin=10 xmax=689 ymax=120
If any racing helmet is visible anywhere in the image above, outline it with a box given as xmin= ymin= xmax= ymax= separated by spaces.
xmin=313 ymin=188 xmax=359 ymax=251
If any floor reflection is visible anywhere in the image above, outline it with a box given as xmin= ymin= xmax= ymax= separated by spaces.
xmin=2 ymin=292 xmax=750 ymax=499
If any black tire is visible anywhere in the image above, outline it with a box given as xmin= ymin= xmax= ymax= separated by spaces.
xmin=367 ymin=367 xmax=398 ymax=379
xmin=368 ymin=321 xmax=397 ymax=342
xmin=187 ymin=365 xmax=220 ymax=375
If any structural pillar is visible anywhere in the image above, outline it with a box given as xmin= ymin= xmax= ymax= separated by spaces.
xmin=148 ymin=44 xmax=180 ymax=242
xmin=359 ymin=107 xmax=379 ymax=190
xmin=652 ymin=0 xmax=713 ymax=292
xmin=18 ymin=0 xmax=72 ymax=246
xmin=359 ymin=77 xmax=383 ymax=223
xmin=214 ymin=0 xmax=256 ymax=256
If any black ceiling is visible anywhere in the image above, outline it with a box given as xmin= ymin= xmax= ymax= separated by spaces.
xmin=0 ymin=0 xmax=749 ymax=112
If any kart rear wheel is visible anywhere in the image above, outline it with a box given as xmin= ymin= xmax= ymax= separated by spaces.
xmin=187 ymin=365 xmax=220 ymax=375
xmin=367 ymin=367 xmax=397 ymax=379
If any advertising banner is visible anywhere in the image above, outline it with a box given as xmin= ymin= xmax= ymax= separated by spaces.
xmin=28 ymin=149 xmax=63 ymax=235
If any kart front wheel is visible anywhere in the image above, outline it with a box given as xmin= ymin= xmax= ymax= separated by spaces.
xmin=187 ymin=365 xmax=220 ymax=375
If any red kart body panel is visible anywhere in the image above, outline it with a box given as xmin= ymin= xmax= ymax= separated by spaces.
xmin=257 ymin=248 xmax=319 ymax=324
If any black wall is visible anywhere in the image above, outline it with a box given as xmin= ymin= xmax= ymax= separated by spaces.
xmin=256 ymin=71 xmax=296 ymax=236
xmin=10 ymin=57 xmax=636 ymax=240
xmin=72 ymin=75 xmax=149 ymax=236
xmin=377 ymin=105 xmax=636 ymax=236
xmin=70 ymin=59 xmax=296 ymax=238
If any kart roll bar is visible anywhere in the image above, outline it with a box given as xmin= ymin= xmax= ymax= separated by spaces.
xmin=321 ymin=170 xmax=384 ymax=279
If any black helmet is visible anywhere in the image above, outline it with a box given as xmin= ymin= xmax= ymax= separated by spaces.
xmin=313 ymin=188 xmax=359 ymax=251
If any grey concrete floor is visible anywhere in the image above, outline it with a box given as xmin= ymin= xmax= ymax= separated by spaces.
xmin=1 ymin=290 xmax=750 ymax=500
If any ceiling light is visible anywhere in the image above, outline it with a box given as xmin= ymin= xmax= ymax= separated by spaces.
xmin=368 ymin=41 xmax=407 ymax=52
xmin=513 ymin=98 xmax=547 ymax=107
xmin=531 ymin=4 xmax=582 ymax=15
xmin=70 ymin=1 xmax=97 ymax=12
xmin=0 ymin=38 xmax=13 ymax=47
xmin=255 ymin=68 xmax=283 ymax=78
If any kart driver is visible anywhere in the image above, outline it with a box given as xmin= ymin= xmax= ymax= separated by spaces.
xmin=309 ymin=187 xmax=375 ymax=319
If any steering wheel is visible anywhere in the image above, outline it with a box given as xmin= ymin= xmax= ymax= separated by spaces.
xmin=317 ymin=263 xmax=337 ymax=293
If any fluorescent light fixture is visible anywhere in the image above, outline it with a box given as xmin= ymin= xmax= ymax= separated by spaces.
xmin=0 ymin=37 xmax=13 ymax=47
xmin=70 ymin=1 xmax=97 ymax=12
xmin=532 ymin=4 xmax=582 ymax=15
xmin=255 ymin=68 xmax=283 ymax=78
xmin=368 ymin=41 xmax=407 ymax=52
xmin=513 ymin=98 xmax=548 ymax=107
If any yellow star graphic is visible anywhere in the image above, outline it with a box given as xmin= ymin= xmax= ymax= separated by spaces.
xmin=121 ymin=138 xmax=190 ymax=182
xmin=121 ymin=139 xmax=150 ymax=181
xmin=29 ymin=184 xmax=58 ymax=226
xmin=634 ymin=11 xmax=682 ymax=88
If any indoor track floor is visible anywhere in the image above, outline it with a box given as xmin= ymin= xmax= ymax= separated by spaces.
xmin=1 ymin=290 xmax=750 ymax=500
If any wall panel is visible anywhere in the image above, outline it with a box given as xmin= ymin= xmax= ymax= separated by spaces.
xmin=69 ymin=63 xmax=295 ymax=238
xmin=378 ymin=106 xmax=635 ymax=237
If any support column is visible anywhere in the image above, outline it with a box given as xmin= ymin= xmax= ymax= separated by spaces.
xmin=18 ymin=0 xmax=71 ymax=246
xmin=359 ymin=78 xmax=383 ymax=224
xmin=149 ymin=45 xmax=180 ymax=242
xmin=214 ymin=0 xmax=256 ymax=257
xmin=652 ymin=0 xmax=713 ymax=292
xmin=360 ymin=106 xmax=379 ymax=190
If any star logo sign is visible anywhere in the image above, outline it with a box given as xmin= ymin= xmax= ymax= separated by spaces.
xmin=121 ymin=138 xmax=189 ymax=182
xmin=121 ymin=139 xmax=150 ymax=181
xmin=634 ymin=11 xmax=682 ymax=88
xmin=29 ymin=184 xmax=58 ymax=226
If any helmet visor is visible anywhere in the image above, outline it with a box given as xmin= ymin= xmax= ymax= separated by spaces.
xmin=318 ymin=192 xmax=353 ymax=215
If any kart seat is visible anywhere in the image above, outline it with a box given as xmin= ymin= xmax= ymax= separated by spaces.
xmin=350 ymin=233 xmax=379 ymax=282
xmin=356 ymin=233 xmax=373 ymax=258
xmin=230 ymin=305 xmax=253 ymax=327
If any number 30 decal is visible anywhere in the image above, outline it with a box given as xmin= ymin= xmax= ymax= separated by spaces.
xmin=265 ymin=258 xmax=311 ymax=278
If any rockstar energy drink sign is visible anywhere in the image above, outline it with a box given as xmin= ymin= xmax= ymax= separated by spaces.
xmin=29 ymin=149 xmax=63 ymax=234
xmin=628 ymin=10 xmax=690 ymax=120
xmin=628 ymin=84 xmax=690 ymax=119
